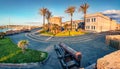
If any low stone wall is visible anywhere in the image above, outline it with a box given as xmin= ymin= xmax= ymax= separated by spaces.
xmin=97 ymin=50 xmax=120 ymax=69
xmin=0 ymin=54 xmax=50 ymax=68
xmin=106 ymin=35 xmax=120 ymax=49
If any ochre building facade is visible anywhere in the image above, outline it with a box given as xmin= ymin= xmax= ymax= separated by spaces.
xmin=85 ymin=13 xmax=118 ymax=32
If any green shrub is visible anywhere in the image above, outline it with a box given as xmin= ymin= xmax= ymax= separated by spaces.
xmin=0 ymin=38 xmax=48 ymax=63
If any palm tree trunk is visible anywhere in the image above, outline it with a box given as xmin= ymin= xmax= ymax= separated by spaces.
xmin=43 ymin=15 xmax=45 ymax=26
xmin=84 ymin=13 xmax=86 ymax=30
xmin=47 ymin=19 xmax=50 ymax=31
xmin=71 ymin=15 xmax=72 ymax=31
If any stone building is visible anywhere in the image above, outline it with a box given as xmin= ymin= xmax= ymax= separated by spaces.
xmin=62 ymin=20 xmax=83 ymax=30
xmin=85 ymin=13 xmax=117 ymax=32
xmin=49 ymin=17 xmax=62 ymax=26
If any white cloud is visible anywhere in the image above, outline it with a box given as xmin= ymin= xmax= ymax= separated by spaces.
xmin=103 ymin=10 xmax=120 ymax=14
xmin=102 ymin=10 xmax=120 ymax=23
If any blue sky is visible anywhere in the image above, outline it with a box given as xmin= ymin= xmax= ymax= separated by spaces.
xmin=0 ymin=0 xmax=120 ymax=25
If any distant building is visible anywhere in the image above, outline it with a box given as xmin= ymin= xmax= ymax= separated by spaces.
xmin=85 ymin=13 xmax=117 ymax=32
xmin=49 ymin=17 xmax=62 ymax=26
xmin=62 ymin=20 xmax=83 ymax=30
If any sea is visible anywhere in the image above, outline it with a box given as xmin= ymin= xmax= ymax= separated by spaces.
xmin=0 ymin=28 xmax=13 ymax=32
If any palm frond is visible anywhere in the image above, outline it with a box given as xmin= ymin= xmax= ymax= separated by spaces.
xmin=79 ymin=3 xmax=89 ymax=14
xmin=45 ymin=10 xmax=52 ymax=20
xmin=65 ymin=6 xmax=76 ymax=15
xmin=40 ymin=8 xmax=48 ymax=16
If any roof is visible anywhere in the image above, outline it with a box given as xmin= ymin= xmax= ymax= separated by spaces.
xmin=86 ymin=12 xmax=117 ymax=21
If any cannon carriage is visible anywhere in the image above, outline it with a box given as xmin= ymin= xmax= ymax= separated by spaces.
xmin=54 ymin=43 xmax=82 ymax=69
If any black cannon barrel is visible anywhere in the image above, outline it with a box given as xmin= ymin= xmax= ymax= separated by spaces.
xmin=59 ymin=42 xmax=82 ymax=61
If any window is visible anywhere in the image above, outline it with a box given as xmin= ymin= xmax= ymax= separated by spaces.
xmin=88 ymin=26 xmax=90 ymax=29
xmin=94 ymin=26 xmax=95 ymax=30
xmin=86 ymin=26 xmax=90 ymax=29
xmin=91 ymin=18 xmax=93 ymax=22
xmin=91 ymin=26 xmax=93 ymax=29
xmin=88 ymin=19 xmax=90 ymax=22
xmin=86 ymin=19 xmax=90 ymax=22
xmin=94 ymin=18 xmax=96 ymax=22
xmin=91 ymin=26 xmax=95 ymax=30
xmin=91 ymin=18 xmax=96 ymax=22
xmin=87 ymin=18 xmax=96 ymax=22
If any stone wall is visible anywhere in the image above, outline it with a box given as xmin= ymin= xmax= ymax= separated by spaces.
xmin=97 ymin=50 xmax=120 ymax=69
xmin=49 ymin=17 xmax=62 ymax=26
xmin=106 ymin=35 xmax=120 ymax=49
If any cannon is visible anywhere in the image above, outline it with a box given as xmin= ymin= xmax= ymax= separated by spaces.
xmin=54 ymin=43 xmax=82 ymax=69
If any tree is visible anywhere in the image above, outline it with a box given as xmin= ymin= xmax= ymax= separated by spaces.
xmin=51 ymin=24 xmax=61 ymax=35
xmin=65 ymin=6 xmax=75 ymax=31
xmin=45 ymin=10 xmax=52 ymax=31
xmin=40 ymin=7 xmax=48 ymax=26
xmin=17 ymin=40 xmax=29 ymax=53
xmin=79 ymin=3 xmax=89 ymax=29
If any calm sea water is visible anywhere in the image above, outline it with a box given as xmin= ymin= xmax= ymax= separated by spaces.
xmin=0 ymin=28 xmax=13 ymax=32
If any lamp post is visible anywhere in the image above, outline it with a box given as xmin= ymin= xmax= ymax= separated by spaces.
xmin=68 ymin=26 xmax=71 ymax=36
xmin=69 ymin=29 xmax=70 ymax=36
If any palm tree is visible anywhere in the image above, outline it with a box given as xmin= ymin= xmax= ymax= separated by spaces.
xmin=79 ymin=3 xmax=89 ymax=29
xmin=17 ymin=40 xmax=29 ymax=53
xmin=65 ymin=6 xmax=75 ymax=30
xmin=40 ymin=7 xmax=48 ymax=27
xmin=45 ymin=10 xmax=52 ymax=31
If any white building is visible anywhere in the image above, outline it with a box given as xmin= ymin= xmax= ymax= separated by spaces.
xmin=85 ymin=13 xmax=117 ymax=32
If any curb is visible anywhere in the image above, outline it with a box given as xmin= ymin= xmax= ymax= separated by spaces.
xmin=41 ymin=53 xmax=50 ymax=64
xmin=0 ymin=53 xmax=50 ymax=68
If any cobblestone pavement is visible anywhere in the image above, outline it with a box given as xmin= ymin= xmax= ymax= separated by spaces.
xmin=0 ymin=29 xmax=116 ymax=69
